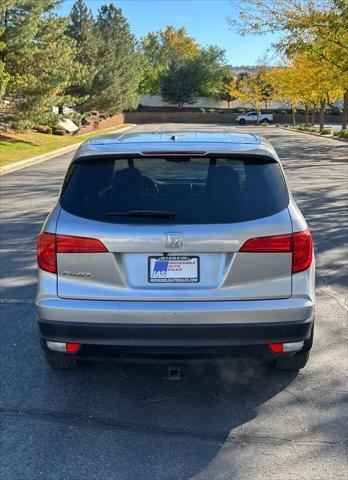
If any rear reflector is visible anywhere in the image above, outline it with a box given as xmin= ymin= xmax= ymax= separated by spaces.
xmin=46 ymin=341 xmax=81 ymax=353
xmin=268 ymin=343 xmax=283 ymax=353
xmin=37 ymin=233 xmax=108 ymax=273
xmin=57 ymin=235 xmax=108 ymax=253
xmin=268 ymin=342 xmax=304 ymax=353
xmin=66 ymin=342 xmax=81 ymax=353
xmin=240 ymin=229 xmax=313 ymax=274
xmin=37 ymin=232 xmax=57 ymax=273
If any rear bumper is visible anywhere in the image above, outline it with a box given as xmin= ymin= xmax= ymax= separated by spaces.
xmin=36 ymin=297 xmax=314 ymax=360
xmin=39 ymin=320 xmax=313 ymax=362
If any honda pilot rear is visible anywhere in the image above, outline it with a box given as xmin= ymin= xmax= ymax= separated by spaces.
xmin=36 ymin=131 xmax=314 ymax=370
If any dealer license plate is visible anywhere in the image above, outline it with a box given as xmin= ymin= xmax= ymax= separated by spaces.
xmin=148 ymin=256 xmax=200 ymax=283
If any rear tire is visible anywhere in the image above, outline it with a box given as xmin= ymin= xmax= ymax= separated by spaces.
xmin=273 ymin=350 xmax=310 ymax=371
xmin=43 ymin=350 xmax=79 ymax=369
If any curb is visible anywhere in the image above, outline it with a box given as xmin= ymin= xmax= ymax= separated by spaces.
xmin=278 ymin=126 xmax=348 ymax=143
xmin=0 ymin=125 xmax=135 ymax=176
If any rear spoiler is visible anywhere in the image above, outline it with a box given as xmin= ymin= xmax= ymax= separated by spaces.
xmin=71 ymin=153 xmax=278 ymax=165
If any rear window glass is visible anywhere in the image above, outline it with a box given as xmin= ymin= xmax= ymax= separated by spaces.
xmin=60 ymin=156 xmax=289 ymax=224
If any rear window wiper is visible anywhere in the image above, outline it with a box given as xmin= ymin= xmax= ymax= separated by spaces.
xmin=106 ymin=210 xmax=176 ymax=219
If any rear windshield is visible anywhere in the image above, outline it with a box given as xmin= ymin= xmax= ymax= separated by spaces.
xmin=60 ymin=156 xmax=289 ymax=224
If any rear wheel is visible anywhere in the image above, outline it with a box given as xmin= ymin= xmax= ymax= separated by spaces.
xmin=43 ymin=350 xmax=79 ymax=369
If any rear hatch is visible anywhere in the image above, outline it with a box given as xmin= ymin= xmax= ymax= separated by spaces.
xmin=56 ymin=153 xmax=292 ymax=301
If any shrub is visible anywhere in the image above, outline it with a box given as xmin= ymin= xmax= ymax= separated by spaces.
xmin=335 ymin=129 xmax=348 ymax=139
xmin=320 ymin=128 xmax=332 ymax=135
xmin=297 ymin=125 xmax=313 ymax=132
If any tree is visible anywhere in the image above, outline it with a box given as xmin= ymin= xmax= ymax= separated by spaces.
xmin=0 ymin=0 xmax=78 ymax=128
xmin=257 ymin=66 xmax=274 ymax=109
xmin=0 ymin=29 xmax=9 ymax=100
xmin=141 ymin=26 xmax=198 ymax=95
xmin=218 ymin=71 xmax=238 ymax=108
xmin=265 ymin=65 xmax=303 ymax=126
xmin=66 ymin=0 xmax=98 ymax=110
xmin=233 ymin=67 xmax=275 ymax=121
xmin=0 ymin=60 xmax=8 ymax=99
xmin=85 ymin=4 xmax=142 ymax=114
xmin=142 ymin=25 xmax=198 ymax=68
xmin=160 ymin=46 xmax=228 ymax=108
xmin=265 ymin=53 xmax=343 ymax=128
xmin=160 ymin=59 xmax=199 ymax=108
xmin=194 ymin=46 xmax=227 ymax=98
xmin=228 ymin=0 xmax=348 ymax=128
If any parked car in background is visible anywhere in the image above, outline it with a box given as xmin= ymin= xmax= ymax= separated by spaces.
xmin=237 ymin=112 xmax=274 ymax=124
xmin=36 ymin=130 xmax=314 ymax=371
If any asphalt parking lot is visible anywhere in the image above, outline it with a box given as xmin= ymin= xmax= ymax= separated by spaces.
xmin=0 ymin=124 xmax=347 ymax=480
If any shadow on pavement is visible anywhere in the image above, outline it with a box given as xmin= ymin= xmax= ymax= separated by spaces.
xmin=0 ymin=322 xmax=298 ymax=480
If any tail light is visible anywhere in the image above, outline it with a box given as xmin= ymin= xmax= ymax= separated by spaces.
xmin=240 ymin=229 xmax=313 ymax=274
xmin=37 ymin=233 xmax=108 ymax=273
xmin=240 ymin=233 xmax=292 ymax=253
xmin=37 ymin=232 xmax=56 ymax=273
xmin=57 ymin=235 xmax=108 ymax=253
xmin=292 ymin=230 xmax=313 ymax=273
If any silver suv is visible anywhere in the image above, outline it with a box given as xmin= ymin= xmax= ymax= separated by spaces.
xmin=36 ymin=131 xmax=315 ymax=370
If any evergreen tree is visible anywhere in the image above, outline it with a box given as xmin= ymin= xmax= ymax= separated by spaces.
xmin=0 ymin=29 xmax=9 ymax=100
xmin=86 ymin=4 xmax=142 ymax=113
xmin=66 ymin=0 xmax=97 ymax=108
xmin=0 ymin=0 xmax=78 ymax=128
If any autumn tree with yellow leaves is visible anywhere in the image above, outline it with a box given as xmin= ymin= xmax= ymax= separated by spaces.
xmin=265 ymin=52 xmax=344 ymax=128
xmin=140 ymin=26 xmax=198 ymax=95
xmin=232 ymin=67 xmax=274 ymax=122
xmin=229 ymin=0 xmax=348 ymax=128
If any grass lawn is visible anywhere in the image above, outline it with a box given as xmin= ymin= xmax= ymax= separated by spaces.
xmin=0 ymin=124 xmax=131 ymax=166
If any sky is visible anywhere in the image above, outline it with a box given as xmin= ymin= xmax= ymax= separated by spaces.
xmin=57 ymin=0 xmax=279 ymax=66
